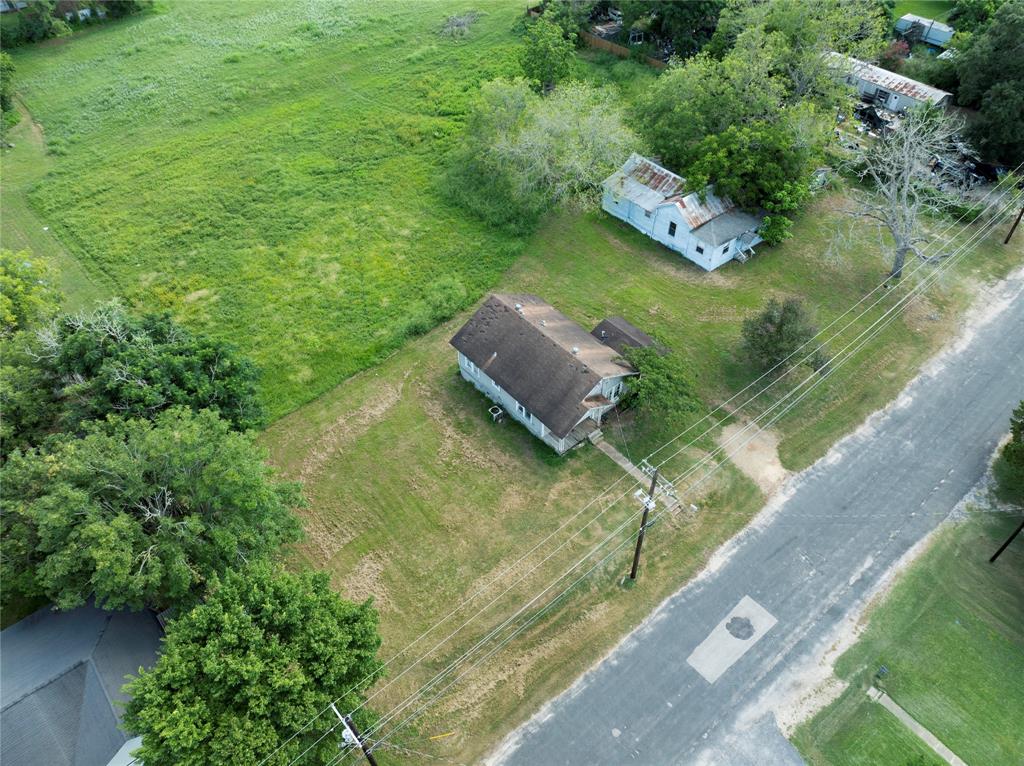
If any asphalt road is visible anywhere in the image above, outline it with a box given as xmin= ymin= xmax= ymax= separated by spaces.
xmin=491 ymin=270 xmax=1024 ymax=766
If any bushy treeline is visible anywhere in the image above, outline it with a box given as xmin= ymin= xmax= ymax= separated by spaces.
xmin=0 ymin=0 xmax=148 ymax=48
xmin=449 ymin=0 xmax=891 ymax=245
xmin=885 ymin=0 xmax=1022 ymax=166
xmin=0 ymin=249 xmax=383 ymax=765
xmin=445 ymin=77 xmax=643 ymax=232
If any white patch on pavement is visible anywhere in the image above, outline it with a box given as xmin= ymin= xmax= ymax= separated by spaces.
xmin=687 ymin=596 xmax=778 ymax=684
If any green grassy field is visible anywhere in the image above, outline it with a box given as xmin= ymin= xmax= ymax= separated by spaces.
xmin=893 ymin=0 xmax=954 ymax=22
xmin=793 ymin=510 xmax=1024 ymax=766
xmin=3 ymin=0 xmax=530 ymax=418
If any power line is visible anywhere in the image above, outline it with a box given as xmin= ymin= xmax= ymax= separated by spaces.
xmin=332 ymin=188 xmax=1023 ymax=760
xmin=270 ymin=172 xmax=1023 ymax=765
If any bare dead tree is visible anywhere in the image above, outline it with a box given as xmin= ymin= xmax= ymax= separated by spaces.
xmin=850 ymin=106 xmax=964 ymax=281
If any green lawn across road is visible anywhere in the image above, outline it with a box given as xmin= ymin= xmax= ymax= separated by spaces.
xmin=793 ymin=510 xmax=1024 ymax=766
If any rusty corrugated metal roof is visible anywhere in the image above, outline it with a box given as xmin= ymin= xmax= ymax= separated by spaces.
xmin=602 ymin=154 xmax=737 ymax=227
xmin=829 ymin=52 xmax=951 ymax=106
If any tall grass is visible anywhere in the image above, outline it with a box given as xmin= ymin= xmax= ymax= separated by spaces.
xmin=11 ymin=0 xmax=526 ymax=417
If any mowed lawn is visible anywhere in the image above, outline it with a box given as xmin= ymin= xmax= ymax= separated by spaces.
xmin=793 ymin=510 xmax=1024 ymax=765
xmin=4 ymin=0 xmax=525 ymax=418
xmin=262 ymin=194 xmax=1020 ymax=761
xmin=893 ymin=0 xmax=954 ymax=22
xmin=507 ymin=195 xmax=1020 ymax=472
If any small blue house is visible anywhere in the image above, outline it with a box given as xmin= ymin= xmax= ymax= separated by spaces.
xmin=450 ymin=294 xmax=653 ymax=454
xmin=895 ymin=13 xmax=954 ymax=48
xmin=601 ymin=154 xmax=764 ymax=271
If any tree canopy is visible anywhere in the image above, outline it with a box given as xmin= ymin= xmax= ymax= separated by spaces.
xmin=741 ymin=297 xmax=828 ymax=373
xmin=0 ymin=249 xmax=60 ymax=339
xmin=994 ymin=400 xmax=1024 ymax=506
xmin=1 ymin=407 xmax=302 ymax=611
xmin=520 ymin=16 xmax=576 ymax=90
xmin=447 ymin=78 xmax=642 ymax=230
xmin=123 ymin=563 xmax=383 ymax=766
xmin=956 ymin=0 xmax=1024 ymax=165
xmin=39 ymin=300 xmax=265 ymax=433
xmin=620 ymin=0 xmax=725 ymax=56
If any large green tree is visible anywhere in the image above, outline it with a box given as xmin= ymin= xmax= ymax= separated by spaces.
xmin=520 ymin=16 xmax=576 ymax=90
xmin=1 ymin=407 xmax=302 ymax=611
xmin=39 ymin=300 xmax=265 ymax=432
xmin=620 ymin=0 xmax=725 ymax=56
xmin=448 ymin=78 xmax=642 ymax=229
xmin=956 ymin=0 xmax=1024 ymax=165
xmin=123 ymin=563 xmax=383 ymax=766
xmin=684 ymin=117 xmax=815 ymax=243
xmin=949 ymin=0 xmax=1007 ymax=32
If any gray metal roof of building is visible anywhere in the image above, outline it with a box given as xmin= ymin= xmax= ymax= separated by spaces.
xmin=691 ymin=208 xmax=765 ymax=247
xmin=450 ymin=294 xmax=637 ymax=438
xmin=1 ymin=605 xmax=163 ymax=766
xmin=895 ymin=13 xmax=954 ymax=36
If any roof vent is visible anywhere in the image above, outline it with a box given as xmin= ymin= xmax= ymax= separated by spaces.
xmin=540 ymin=319 xmax=547 ymax=326
xmin=571 ymin=346 xmax=579 ymax=355
xmin=514 ymin=303 xmax=523 ymax=313
xmin=600 ymin=330 xmax=608 ymax=339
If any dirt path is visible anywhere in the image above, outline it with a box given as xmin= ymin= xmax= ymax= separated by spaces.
xmin=718 ymin=422 xmax=789 ymax=495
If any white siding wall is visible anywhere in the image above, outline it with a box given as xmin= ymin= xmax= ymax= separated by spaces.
xmin=458 ymin=353 xmax=635 ymax=454
xmin=602 ymin=189 xmax=747 ymax=271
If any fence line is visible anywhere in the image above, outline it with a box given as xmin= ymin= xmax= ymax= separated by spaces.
xmin=578 ymin=30 xmax=668 ymax=70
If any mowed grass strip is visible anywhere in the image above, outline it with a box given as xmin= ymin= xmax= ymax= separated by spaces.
xmin=9 ymin=0 xmax=525 ymax=418
xmin=793 ymin=511 xmax=1024 ymax=765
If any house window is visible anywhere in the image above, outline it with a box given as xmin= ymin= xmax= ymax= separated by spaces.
xmin=695 ymin=245 xmax=704 ymax=255
xmin=668 ymin=221 xmax=677 ymax=237
xmin=721 ymin=243 xmax=730 ymax=253
xmin=644 ymin=210 xmax=652 ymax=218
xmin=516 ymin=402 xmax=532 ymax=422
xmin=611 ymin=383 xmax=622 ymax=399
xmin=464 ymin=357 xmax=476 ymax=374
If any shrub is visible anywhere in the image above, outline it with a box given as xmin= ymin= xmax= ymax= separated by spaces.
xmin=993 ymin=400 xmax=1024 ymax=505
xmin=741 ymin=297 xmax=828 ymax=374
xmin=622 ymin=345 xmax=701 ymax=421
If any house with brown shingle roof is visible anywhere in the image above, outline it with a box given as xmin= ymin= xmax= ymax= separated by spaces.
xmin=601 ymin=154 xmax=764 ymax=271
xmin=450 ymin=294 xmax=653 ymax=454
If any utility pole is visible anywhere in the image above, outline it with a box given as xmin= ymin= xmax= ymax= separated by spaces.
xmin=331 ymin=704 xmax=380 ymax=766
xmin=629 ymin=469 xmax=658 ymax=581
xmin=1004 ymin=205 xmax=1023 ymax=245
xmin=989 ymin=517 xmax=1024 ymax=563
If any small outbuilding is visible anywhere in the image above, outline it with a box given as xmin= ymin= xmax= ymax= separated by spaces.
xmin=601 ymin=154 xmax=764 ymax=271
xmin=829 ymin=52 xmax=952 ymax=111
xmin=895 ymin=13 xmax=954 ymax=48
xmin=1 ymin=604 xmax=164 ymax=766
xmin=451 ymin=294 xmax=652 ymax=454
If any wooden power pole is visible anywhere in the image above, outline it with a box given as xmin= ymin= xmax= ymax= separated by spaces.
xmin=1005 ymin=205 xmax=1023 ymax=245
xmin=331 ymin=704 xmax=380 ymax=766
xmin=989 ymin=517 xmax=1024 ymax=563
xmin=630 ymin=469 xmax=659 ymax=580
